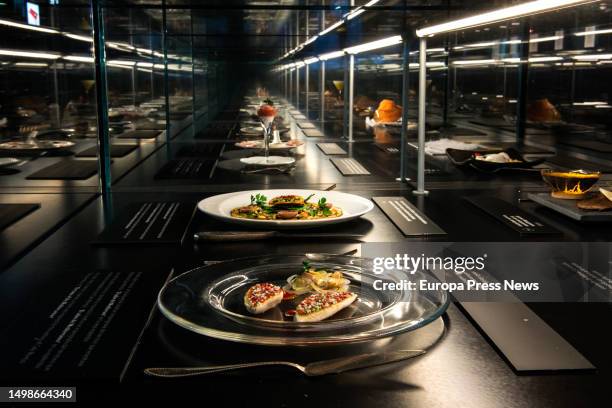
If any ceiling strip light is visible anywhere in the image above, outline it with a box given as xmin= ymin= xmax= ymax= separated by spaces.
xmin=0 ymin=18 xmax=59 ymax=34
xmin=0 ymin=49 xmax=61 ymax=59
xmin=416 ymin=0 xmax=594 ymax=37
xmin=319 ymin=50 xmax=345 ymax=61
xmin=344 ymin=35 xmax=403 ymax=54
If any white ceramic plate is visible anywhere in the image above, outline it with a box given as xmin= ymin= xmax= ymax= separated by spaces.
xmin=0 ymin=157 xmax=21 ymax=168
xmin=240 ymin=156 xmax=296 ymax=166
xmin=197 ymin=189 xmax=374 ymax=228
xmin=240 ymin=126 xmax=264 ymax=136
xmin=235 ymin=140 xmax=303 ymax=150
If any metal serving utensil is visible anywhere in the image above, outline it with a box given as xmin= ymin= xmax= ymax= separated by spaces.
xmin=144 ymin=349 xmax=425 ymax=378
xmin=201 ymin=249 xmax=359 ymax=266
xmin=241 ymin=165 xmax=296 ymax=174
xmin=194 ymin=231 xmax=365 ymax=242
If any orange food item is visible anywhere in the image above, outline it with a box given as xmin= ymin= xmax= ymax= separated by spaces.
xmin=257 ymin=104 xmax=277 ymax=118
xmin=527 ymin=99 xmax=561 ymax=123
xmin=374 ymin=99 xmax=402 ymax=123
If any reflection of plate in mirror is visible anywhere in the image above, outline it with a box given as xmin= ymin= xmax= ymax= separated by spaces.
xmin=240 ymin=156 xmax=295 ymax=166
xmin=0 ymin=140 xmax=75 ymax=151
xmin=240 ymin=126 xmax=264 ymax=136
xmin=0 ymin=157 xmax=21 ymax=168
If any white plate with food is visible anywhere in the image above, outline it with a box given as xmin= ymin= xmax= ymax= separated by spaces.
xmin=197 ymin=189 xmax=374 ymax=228
xmin=0 ymin=140 xmax=75 ymax=152
xmin=239 ymin=156 xmax=296 ymax=166
xmin=0 ymin=157 xmax=21 ymax=168
xmin=235 ymin=140 xmax=304 ymax=149
xmin=157 ymin=254 xmax=449 ymax=345
xmin=240 ymin=126 xmax=265 ymax=136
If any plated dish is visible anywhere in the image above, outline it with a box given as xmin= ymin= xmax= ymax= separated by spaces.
xmin=197 ymin=189 xmax=374 ymax=228
xmin=235 ymin=140 xmax=303 ymax=149
xmin=446 ymin=147 xmax=545 ymax=173
xmin=242 ymin=262 xmax=355 ymax=322
xmin=239 ymin=156 xmax=296 ymax=166
xmin=0 ymin=157 xmax=21 ymax=168
xmin=158 ymin=254 xmax=449 ymax=345
xmin=0 ymin=140 xmax=75 ymax=152
xmin=230 ymin=193 xmax=342 ymax=221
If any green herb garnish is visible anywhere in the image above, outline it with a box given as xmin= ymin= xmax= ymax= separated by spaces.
xmin=304 ymin=194 xmax=315 ymax=203
xmin=250 ymin=193 xmax=267 ymax=207
xmin=302 ymin=260 xmax=311 ymax=272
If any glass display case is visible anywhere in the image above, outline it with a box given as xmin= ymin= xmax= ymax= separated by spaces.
xmin=0 ymin=0 xmax=100 ymax=187
xmin=0 ymin=0 xmax=610 ymax=188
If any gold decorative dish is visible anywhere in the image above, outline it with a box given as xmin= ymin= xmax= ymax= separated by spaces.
xmin=541 ymin=169 xmax=600 ymax=199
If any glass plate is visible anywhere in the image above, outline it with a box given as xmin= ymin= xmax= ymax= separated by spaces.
xmin=158 ymin=255 xmax=449 ymax=346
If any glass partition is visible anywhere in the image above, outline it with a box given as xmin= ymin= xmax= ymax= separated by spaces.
xmin=0 ymin=0 xmax=99 ymax=188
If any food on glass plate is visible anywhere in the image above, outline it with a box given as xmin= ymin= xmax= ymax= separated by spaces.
xmin=294 ymin=292 xmax=358 ymax=322
xmin=230 ymin=193 xmax=342 ymax=221
xmin=474 ymin=151 xmax=521 ymax=164
xmin=283 ymin=260 xmax=350 ymax=297
xmin=243 ymin=261 xmax=357 ymax=322
xmin=243 ymin=283 xmax=284 ymax=314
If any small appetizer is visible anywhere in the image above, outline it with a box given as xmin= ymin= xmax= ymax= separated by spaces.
xmin=473 ymin=152 xmax=521 ymax=164
xmin=284 ymin=261 xmax=350 ymax=295
xmin=374 ymin=99 xmax=402 ymax=123
xmin=294 ymin=292 xmax=357 ymax=322
xmin=244 ymin=283 xmax=284 ymax=314
xmin=257 ymin=104 xmax=277 ymax=126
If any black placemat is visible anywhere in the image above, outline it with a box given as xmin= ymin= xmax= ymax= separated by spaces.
xmin=76 ymin=144 xmax=138 ymax=158
xmin=117 ymin=130 xmax=161 ymax=139
xmin=302 ymin=129 xmax=325 ymax=137
xmin=330 ymin=158 xmax=371 ymax=175
xmin=546 ymin=155 xmax=612 ymax=173
xmin=93 ymin=201 xmax=196 ymax=245
xmin=175 ymin=143 xmax=223 ymax=158
xmin=154 ymin=159 xmax=216 ymax=179
xmin=317 ymin=143 xmax=347 ymax=155
xmin=0 ymin=203 xmax=40 ymax=231
xmin=460 ymin=302 xmax=595 ymax=372
xmin=372 ymin=197 xmax=446 ymax=236
xmin=0 ymin=268 xmax=170 ymax=381
xmin=558 ymin=139 xmax=612 ymax=153
xmin=465 ymin=196 xmax=561 ymax=236
xmin=297 ymin=121 xmax=316 ymax=129
xmin=26 ymin=160 xmax=99 ymax=180
xmin=374 ymin=143 xmax=400 ymax=154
